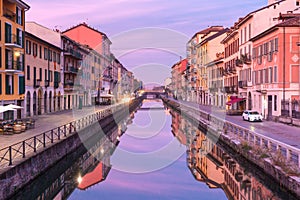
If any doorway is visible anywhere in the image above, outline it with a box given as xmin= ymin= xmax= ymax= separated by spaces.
xmin=268 ymin=95 xmax=272 ymax=120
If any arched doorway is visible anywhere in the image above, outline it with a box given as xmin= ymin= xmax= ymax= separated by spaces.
xmin=26 ymin=91 xmax=31 ymax=117
xmin=44 ymin=91 xmax=47 ymax=114
xmin=58 ymin=92 xmax=61 ymax=111
xmin=38 ymin=88 xmax=43 ymax=115
xmin=33 ymin=91 xmax=37 ymax=115
xmin=248 ymin=92 xmax=252 ymax=110
xmin=49 ymin=91 xmax=52 ymax=112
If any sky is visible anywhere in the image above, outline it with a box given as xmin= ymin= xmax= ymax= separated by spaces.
xmin=26 ymin=0 xmax=267 ymax=86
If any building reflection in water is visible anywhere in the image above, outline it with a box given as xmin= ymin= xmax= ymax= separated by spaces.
xmin=10 ymin=114 xmax=134 ymax=200
xmin=170 ymin=109 xmax=291 ymax=200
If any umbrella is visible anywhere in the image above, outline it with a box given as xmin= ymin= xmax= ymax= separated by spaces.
xmin=6 ymin=104 xmax=23 ymax=109
xmin=0 ymin=106 xmax=16 ymax=113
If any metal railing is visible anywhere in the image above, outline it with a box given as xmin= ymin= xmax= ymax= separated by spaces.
xmin=0 ymin=102 xmax=128 ymax=168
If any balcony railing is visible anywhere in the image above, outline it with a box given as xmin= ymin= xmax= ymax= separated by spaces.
xmin=5 ymin=60 xmax=24 ymax=72
xmin=238 ymin=80 xmax=247 ymax=88
xmin=64 ymin=48 xmax=83 ymax=60
xmin=3 ymin=8 xmax=16 ymax=21
xmin=65 ymin=66 xmax=79 ymax=74
xmin=45 ymin=80 xmax=50 ymax=87
xmin=241 ymin=54 xmax=252 ymax=65
xmin=235 ymin=59 xmax=243 ymax=67
xmin=5 ymin=34 xmax=22 ymax=48
xmin=224 ymin=85 xmax=238 ymax=94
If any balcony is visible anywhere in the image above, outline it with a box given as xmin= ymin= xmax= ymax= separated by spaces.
xmin=5 ymin=34 xmax=22 ymax=48
xmin=65 ymin=66 xmax=79 ymax=74
xmin=5 ymin=60 xmax=23 ymax=73
xmin=64 ymin=48 xmax=83 ymax=60
xmin=224 ymin=86 xmax=238 ymax=94
xmin=3 ymin=8 xmax=16 ymax=21
xmin=240 ymin=54 xmax=251 ymax=65
xmin=64 ymin=80 xmax=74 ymax=90
xmin=34 ymin=79 xmax=41 ymax=88
xmin=191 ymin=68 xmax=197 ymax=74
xmin=235 ymin=59 xmax=243 ymax=67
xmin=238 ymin=80 xmax=247 ymax=88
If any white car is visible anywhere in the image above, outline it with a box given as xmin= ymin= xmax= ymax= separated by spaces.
xmin=242 ymin=110 xmax=263 ymax=122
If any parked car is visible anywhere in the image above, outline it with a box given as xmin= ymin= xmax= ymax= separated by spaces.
xmin=242 ymin=110 xmax=263 ymax=122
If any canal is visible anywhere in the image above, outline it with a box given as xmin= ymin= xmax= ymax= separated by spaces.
xmin=10 ymin=99 xmax=298 ymax=200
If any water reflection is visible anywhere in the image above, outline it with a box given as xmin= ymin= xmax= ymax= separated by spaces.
xmin=10 ymin=115 xmax=133 ymax=200
xmin=170 ymin=109 xmax=298 ymax=200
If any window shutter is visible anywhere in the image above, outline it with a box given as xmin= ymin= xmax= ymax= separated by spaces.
xmin=19 ymin=76 xmax=25 ymax=94
xmin=5 ymin=75 xmax=9 ymax=94
xmin=16 ymin=7 xmax=19 ymax=23
xmin=0 ymin=74 xmax=2 ymax=94
xmin=12 ymin=75 xmax=14 ymax=94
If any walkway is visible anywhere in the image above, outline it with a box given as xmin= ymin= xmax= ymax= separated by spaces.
xmin=171 ymin=98 xmax=300 ymax=149
xmin=0 ymin=106 xmax=110 ymax=149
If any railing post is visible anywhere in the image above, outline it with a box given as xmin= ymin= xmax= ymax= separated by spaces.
xmin=23 ymin=141 xmax=25 ymax=158
xmin=64 ymin=125 xmax=67 ymax=137
xmin=34 ymin=136 xmax=37 ymax=152
xmin=43 ymin=132 xmax=46 ymax=147
xmin=58 ymin=127 xmax=61 ymax=140
xmin=51 ymin=130 xmax=54 ymax=143
xmin=69 ymin=122 xmax=72 ymax=134
xmin=9 ymin=146 xmax=12 ymax=166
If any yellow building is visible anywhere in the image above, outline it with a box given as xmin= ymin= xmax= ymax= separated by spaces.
xmin=0 ymin=0 xmax=29 ymax=120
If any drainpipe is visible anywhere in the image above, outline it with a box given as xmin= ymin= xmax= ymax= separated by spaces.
xmin=283 ymin=27 xmax=286 ymax=116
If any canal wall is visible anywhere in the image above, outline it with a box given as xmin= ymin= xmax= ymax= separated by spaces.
xmin=162 ymin=97 xmax=300 ymax=198
xmin=0 ymin=98 xmax=143 ymax=200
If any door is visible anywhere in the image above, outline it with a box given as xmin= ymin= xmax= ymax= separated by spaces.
xmin=268 ymin=95 xmax=272 ymax=120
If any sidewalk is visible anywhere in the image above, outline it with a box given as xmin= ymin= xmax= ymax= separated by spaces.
xmin=0 ymin=105 xmax=110 ymax=149
xmin=171 ymin=98 xmax=300 ymax=149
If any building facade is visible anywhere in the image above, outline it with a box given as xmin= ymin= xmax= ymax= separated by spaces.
xmin=25 ymin=22 xmax=63 ymax=117
xmin=0 ymin=0 xmax=29 ymax=120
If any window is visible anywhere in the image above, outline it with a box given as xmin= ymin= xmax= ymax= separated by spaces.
xmin=0 ymin=20 xmax=1 ymax=41
xmin=16 ymin=28 xmax=23 ymax=47
xmin=269 ymin=67 xmax=273 ymax=83
xmin=274 ymin=95 xmax=277 ymax=111
xmin=244 ymin=27 xmax=247 ymax=42
xmin=16 ymin=7 xmax=23 ymax=25
xmin=296 ymin=0 xmax=299 ymax=6
xmin=49 ymin=49 xmax=52 ymax=61
xmin=5 ymin=23 xmax=12 ymax=43
xmin=45 ymin=69 xmax=47 ymax=81
xmin=274 ymin=38 xmax=278 ymax=51
xmin=5 ymin=75 xmax=13 ymax=95
xmin=26 ymin=65 xmax=30 ymax=80
xmin=44 ymin=48 xmax=48 ymax=60
xmin=39 ymin=45 xmax=42 ymax=58
xmin=241 ymin=29 xmax=243 ymax=44
xmin=249 ymin=23 xmax=251 ymax=39
xmin=26 ymin=40 xmax=32 ymax=55
xmin=53 ymin=52 xmax=56 ymax=62
xmin=57 ymin=53 xmax=60 ymax=64
xmin=33 ymin=43 xmax=38 ymax=57
xmin=274 ymin=66 xmax=278 ymax=82
xmin=39 ymin=68 xmax=42 ymax=81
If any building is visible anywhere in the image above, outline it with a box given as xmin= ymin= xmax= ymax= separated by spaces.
xmin=221 ymin=24 xmax=242 ymax=114
xmin=24 ymin=22 xmax=63 ymax=117
xmin=0 ymin=0 xmax=29 ymax=120
xmin=61 ymin=35 xmax=89 ymax=110
xmin=250 ymin=13 xmax=300 ymax=119
xmin=171 ymin=58 xmax=187 ymax=100
xmin=193 ymin=26 xmax=224 ymax=104
xmin=62 ymin=23 xmax=113 ymax=102
xmin=199 ymin=28 xmax=229 ymax=107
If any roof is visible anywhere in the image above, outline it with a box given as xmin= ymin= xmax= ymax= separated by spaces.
xmin=199 ymin=28 xmax=229 ymax=46
xmin=26 ymin=22 xmax=61 ymax=49
xmin=62 ymin=22 xmax=110 ymax=43
xmin=236 ymin=0 xmax=286 ymax=27
xmin=188 ymin=26 xmax=224 ymax=42
xmin=15 ymin=0 xmax=30 ymax=10
xmin=25 ymin=31 xmax=62 ymax=51
xmin=250 ymin=15 xmax=300 ymax=42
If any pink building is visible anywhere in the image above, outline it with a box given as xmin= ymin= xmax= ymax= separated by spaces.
xmin=250 ymin=13 xmax=300 ymax=119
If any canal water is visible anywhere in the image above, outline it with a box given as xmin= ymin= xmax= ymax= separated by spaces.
xmin=11 ymin=99 xmax=297 ymax=200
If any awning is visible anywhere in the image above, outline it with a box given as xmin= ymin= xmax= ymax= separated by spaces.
xmin=226 ymin=97 xmax=246 ymax=106
xmin=100 ymin=94 xmax=114 ymax=98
